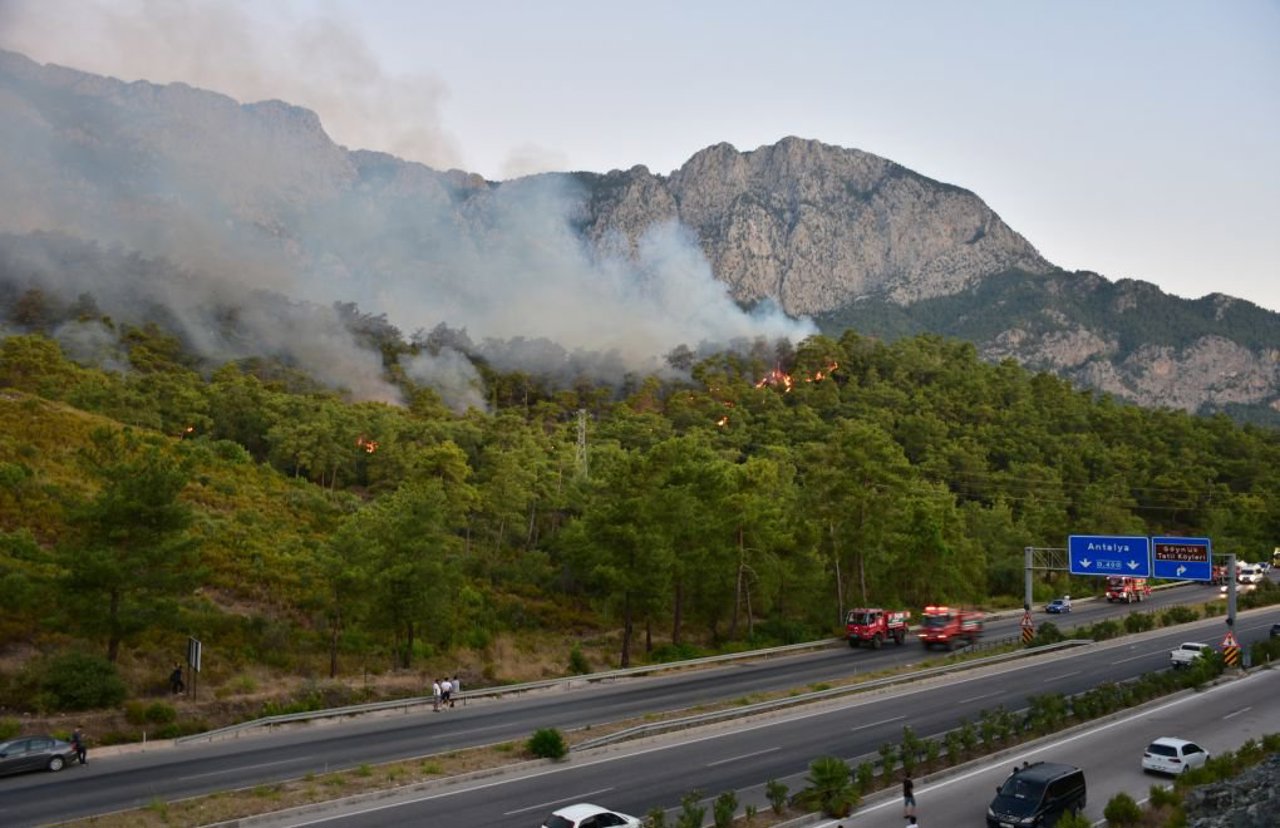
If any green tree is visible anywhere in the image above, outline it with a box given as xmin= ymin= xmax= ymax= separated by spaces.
xmin=57 ymin=428 xmax=200 ymax=661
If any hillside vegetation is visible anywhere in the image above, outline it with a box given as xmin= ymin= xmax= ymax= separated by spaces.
xmin=2 ymin=318 xmax=1279 ymax=713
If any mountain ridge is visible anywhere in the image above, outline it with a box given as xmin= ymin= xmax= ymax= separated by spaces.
xmin=1 ymin=48 xmax=1276 ymax=421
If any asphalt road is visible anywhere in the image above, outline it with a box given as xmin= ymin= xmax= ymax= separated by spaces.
xmin=813 ymin=660 xmax=1280 ymax=827
xmin=194 ymin=611 xmax=1279 ymax=828
xmin=0 ymin=583 xmax=1262 ymax=826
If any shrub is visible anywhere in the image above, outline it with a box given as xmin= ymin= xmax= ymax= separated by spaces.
xmin=676 ymin=790 xmax=705 ymax=828
xmin=800 ymin=756 xmax=857 ymax=817
xmin=765 ymin=779 xmax=788 ymax=815
xmin=567 ymin=645 xmax=590 ymax=675
xmin=1103 ymin=791 xmax=1142 ymax=825
xmin=645 ymin=807 xmax=668 ymax=828
xmin=144 ymin=701 xmax=177 ymax=724
xmin=878 ymin=741 xmax=899 ymax=778
xmin=1055 ymin=811 xmax=1092 ymax=828
xmin=712 ymin=790 xmax=737 ymax=828
xmin=855 ymin=761 xmax=876 ymax=794
xmin=526 ymin=727 xmax=567 ymax=760
xmin=36 ymin=652 xmax=127 ymax=712
xmin=1161 ymin=605 xmax=1199 ymax=626
xmin=1123 ymin=611 xmax=1155 ymax=633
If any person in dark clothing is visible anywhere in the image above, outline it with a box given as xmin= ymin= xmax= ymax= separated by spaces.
xmin=903 ymin=774 xmax=915 ymax=816
xmin=71 ymin=726 xmax=87 ymax=765
xmin=170 ymin=665 xmax=185 ymax=694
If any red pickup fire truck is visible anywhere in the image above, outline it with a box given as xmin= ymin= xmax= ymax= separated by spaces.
xmin=918 ymin=605 xmax=984 ymax=650
xmin=845 ymin=608 xmax=910 ymax=649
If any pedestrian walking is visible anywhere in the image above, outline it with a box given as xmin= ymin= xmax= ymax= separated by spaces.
xmin=71 ymin=726 xmax=87 ymax=765
xmin=904 ymin=817 xmax=919 ymax=827
xmin=170 ymin=664 xmax=185 ymax=694
xmin=450 ymin=674 xmax=460 ymax=708
xmin=432 ymin=678 xmax=442 ymax=712
xmin=903 ymin=774 xmax=915 ymax=817
xmin=441 ymin=677 xmax=452 ymax=707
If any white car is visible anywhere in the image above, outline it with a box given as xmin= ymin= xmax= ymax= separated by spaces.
xmin=1237 ymin=566 xmax=1263 ymax=584
xmin=1142 ymin=737 xmax=1210 ymax=775
xmin=1169 ymin=642 xmax=1211 ymax=668
xmin=542 ymin=803 xmax=642 ymax=828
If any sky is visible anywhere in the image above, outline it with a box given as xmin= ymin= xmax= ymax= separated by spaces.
xmin=1 ymin=0 xmax=1278 ymax=313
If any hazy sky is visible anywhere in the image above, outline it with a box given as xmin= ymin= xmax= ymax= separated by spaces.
xmin=2 ymin=0 xmax=1278 ymax=312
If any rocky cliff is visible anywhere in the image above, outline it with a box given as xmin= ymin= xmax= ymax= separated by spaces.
xmin=1 ymin=49 xmax=1277 ymax=420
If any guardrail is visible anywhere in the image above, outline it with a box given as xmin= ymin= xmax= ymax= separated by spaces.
xmin=571 ymin=639 xmax=1090 ymax=752
xmin=175 ymin=637 xmax=844 ymax=744
xmin=175 ymin=591 xmax=1186 ymax=746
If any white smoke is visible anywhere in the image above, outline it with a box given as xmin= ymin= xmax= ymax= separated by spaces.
xmin=0 ymin=2 xmax=818 ymax=410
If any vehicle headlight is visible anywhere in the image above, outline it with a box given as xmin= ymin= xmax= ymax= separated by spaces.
xmin=987 ymin=806 xmax=995 ymax=817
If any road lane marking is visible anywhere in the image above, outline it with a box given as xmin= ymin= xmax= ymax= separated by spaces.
xmin=504 ymin=787 xmax=613 ymax=816
xmin=1112 ymin=652 xmax=1153 ymax=664
xmin=179 ymin=758 xmax=296 ymax=780
xmin=1044 ymin=670 xmax=1081 ymax=682
xmin=707 ymin=746 xmax=780 ymax=767
xmin=850 ymin=715 xmax=905 ymax=732
xmin=958 ymin=692 xmax=997 ymax=704
xmin=1223 ymin=706 xmax=1252 ymax=720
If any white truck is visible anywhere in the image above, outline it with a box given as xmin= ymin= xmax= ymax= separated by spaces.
xmin=1170 ymin=641 xmax=1211 ymax=669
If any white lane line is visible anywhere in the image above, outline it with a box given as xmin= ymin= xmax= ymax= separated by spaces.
xmin=850 ymin=715 xmax=905 ymax=732
xmin=504 ymin=787 xmax=613 ymax=816
xmin=1223 ymin=706 xmax=1252 ymax=720
xmin=1112 ymin=652 xmax=1153 ymax=664
xmin=959 ymin=692 xmax=998 ymax=704
xmin=707 ymin=746 xmax=780 ymax=767
xmin=179 ymin=758 xmax=296 ymax=780
xmin=1044 ymin=671 xmax=1081 ymax=682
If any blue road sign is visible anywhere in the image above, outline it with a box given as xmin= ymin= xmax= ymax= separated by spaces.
xmin=1151 ymin=537 xmax=1213 ymax=581
xmin=1068 ymin=535 xmax=1151 ymax=577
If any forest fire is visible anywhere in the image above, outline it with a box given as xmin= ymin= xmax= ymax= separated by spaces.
xmin=355 ymin=436 xmax=379 ymax=454
xmin=754 ymin=361 xmax=839 ymax=391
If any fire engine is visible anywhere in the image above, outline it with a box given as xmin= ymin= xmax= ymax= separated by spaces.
xmin=845 ymin=608 xmax=910 ymax=649
xmin=1105 ymin=576 xmax=1151 ymax=603
xmin=918 ymin=606 xmax=984 ymax=650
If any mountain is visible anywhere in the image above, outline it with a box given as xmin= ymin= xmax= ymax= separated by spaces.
xmin=1 ymin=49 xmax=1277 ymax=421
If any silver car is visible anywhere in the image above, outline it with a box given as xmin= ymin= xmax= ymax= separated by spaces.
xmin=0 ymin=735 xmax=78 ymax=776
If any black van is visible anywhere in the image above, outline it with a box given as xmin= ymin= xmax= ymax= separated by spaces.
xmin=986 ymin=761 xmax=1086 ymax=827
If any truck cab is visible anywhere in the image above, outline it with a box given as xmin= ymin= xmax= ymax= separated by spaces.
xmin=845 ymin=608 xmax=910 ymax=649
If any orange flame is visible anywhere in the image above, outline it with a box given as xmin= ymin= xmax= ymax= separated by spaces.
xmin=355 ymin=436 xmax=379 ymax=454
xmin=716 ymin=416 xmax=729 ymax=428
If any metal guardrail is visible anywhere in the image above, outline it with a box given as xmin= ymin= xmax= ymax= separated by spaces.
xmin=175 ymin=590 xmax=1182 ymax=745
xmin=571 ymin=639 xmax=1089 ymax=752
xmin=174 ymin=637 xmax=844 ymax=744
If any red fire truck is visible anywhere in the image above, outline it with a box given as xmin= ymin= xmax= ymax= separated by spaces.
xmin=1105 ymin=576 xmax=1151 ymax=603
xmin=845 ymin=608 xmax=910 ymax=649
xmin=918 ymin=606 xmax=984 ymax=650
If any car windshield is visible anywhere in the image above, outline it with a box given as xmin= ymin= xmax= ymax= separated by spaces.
xmin=922 ymin=614 xmax=951 ymax=628
xmin=849 ymin=612 xmax=875 ymax=625
xmin=543 ymin=817 xmax=574 ymax=828
xmin=1147 ymin=743 xmax=1177 ymax=757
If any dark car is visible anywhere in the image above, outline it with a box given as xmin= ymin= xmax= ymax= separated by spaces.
xmin=0 ymin=735 xmax=78 ymax=776
xmin=1045 ymin=597 xmax=1072 ymax=614
xmin=1270 ymin=623 xmax=1280 ymax=639
xmin=987 ymin=761 xmax=1086 ymax=828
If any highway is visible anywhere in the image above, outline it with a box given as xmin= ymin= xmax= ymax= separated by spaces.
xmin=96 ymin=612 xmax=1280 ymax=828
xmin=0 ymin=584 xmax=1263 ymax=826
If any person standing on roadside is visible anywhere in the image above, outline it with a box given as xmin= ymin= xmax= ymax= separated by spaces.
xmin=903 ymin=773 xmax=915 ymax=817
xmin=432 ymin=678 xmax=442 ymax=712
xmin=441 ymin=676 xmax=452 ymax=708
xmin=71 ymin=726 xmax=87 ymax=765
xmin=451 ymin=674 xmax=460 ymax=708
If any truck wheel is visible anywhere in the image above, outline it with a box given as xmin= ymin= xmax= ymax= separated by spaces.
xmin=894 ymin=631 xmax=904 ymax=645
xmin=871 ymin=634 xmax=882 ymax=650
xmin=848 ymin=638 xmax=859 ymax=649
